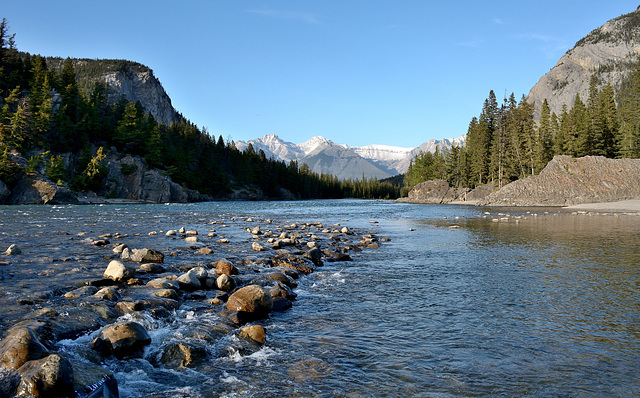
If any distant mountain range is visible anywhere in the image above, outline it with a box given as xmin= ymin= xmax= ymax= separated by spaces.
xmin=234 ymin=134 xmax=465 ymax=180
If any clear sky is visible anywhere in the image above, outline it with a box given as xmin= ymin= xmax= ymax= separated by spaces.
xmin=3 ymin=1 xmax=638 ymax=147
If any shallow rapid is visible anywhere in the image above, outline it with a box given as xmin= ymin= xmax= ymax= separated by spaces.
xmin=1 ymin=200 xmax=638 ymax=397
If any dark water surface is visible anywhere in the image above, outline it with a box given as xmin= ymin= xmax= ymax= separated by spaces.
xmin=1 ymin=200 xmax=639 ymax=397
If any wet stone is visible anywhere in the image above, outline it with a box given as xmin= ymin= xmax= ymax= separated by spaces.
xmin=15 ymin=354 xmax=75 ymax=398
xmin=0 ymin=327 xmax=50 ymax=370
xmin=91 ymin=321 xmax=151 ymax=359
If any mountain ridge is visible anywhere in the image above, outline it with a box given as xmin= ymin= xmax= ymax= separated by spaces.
xmin=527 ymin=7 xmax=640 ymax=118
xmin=234 ymin=134 xmax=465 ymax=180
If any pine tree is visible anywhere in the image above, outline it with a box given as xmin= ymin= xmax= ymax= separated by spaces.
xmin=616 ymin=65 xmax=640 ymax=158
xmin=534 ymin=99 xmax=554 ymax=172
xmin=571 ymin=94 xmax=589 ymax=156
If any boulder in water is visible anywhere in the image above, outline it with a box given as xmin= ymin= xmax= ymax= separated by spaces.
xmin=214 ymin=259 xmax=238 ymax=276
xmin=90 ymin=321 xmax=151 ymax=359
xmin=15 ymin=354 xmax=75 ymax=397
xmin=130 ymin=248 xmax=164 ymax=263
xmin=103 ymin=260 xmax=136 ymax=282
xmin=272 ymin=252 xmax=315 ymax=274
xmin=160 ymin=342 xmax=206 ymax=369
xmin=226 ymin=285 xmax=273 ymax=317
xmin=216 ymin=274 xmax=236 ymax=291
xmin=240 ymin=325 xmax=267 ymax=344
xmin=0 ymin=327 xmax=49 ymax=370
xmin=4 ymin=244 xmax=21 ymax=255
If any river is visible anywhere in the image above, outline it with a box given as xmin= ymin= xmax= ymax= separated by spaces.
xmin=0 ymin=200 xmax=638 ymax=397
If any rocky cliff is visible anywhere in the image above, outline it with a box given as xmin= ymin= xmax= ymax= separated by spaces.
xmin=478 ymin=155 xmax=640 ymax=207
xmin=47 ymin=58 xmax=180 ymax=126
xmin=527 ymin=8 xmax=640 ymax=118
xmin=0 ymin=149 xmax=209 ymax=205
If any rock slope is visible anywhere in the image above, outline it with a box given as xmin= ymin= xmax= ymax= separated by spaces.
xmin=479 ymin=155 xmax=640 ymax=207
xmin=527 ymin=7 xmax=640 ymax=118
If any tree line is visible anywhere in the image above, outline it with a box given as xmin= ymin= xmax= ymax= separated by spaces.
xmin=405 ymin=70 xmax=640 ymax=192
xmin=0 ymin=19 xmax=400 ymax=200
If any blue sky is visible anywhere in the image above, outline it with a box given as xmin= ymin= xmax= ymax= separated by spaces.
xmin=3 ymin=1 xmax=638 ymax=147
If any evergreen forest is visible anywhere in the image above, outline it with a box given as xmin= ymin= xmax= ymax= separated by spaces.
xmin=404 ymin=71 xmax=640 ymax=193
xmin=0 ymin=19 xmax=400 ymax=201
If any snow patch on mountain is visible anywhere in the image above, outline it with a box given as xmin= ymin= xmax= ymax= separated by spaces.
xmin=234 ymin=134 xmax=465 ymax=180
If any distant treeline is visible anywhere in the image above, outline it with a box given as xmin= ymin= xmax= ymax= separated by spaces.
xmin=405 ymin=70 xmax=640 ymax=192
xmin=0 ymin=19 xmax=400 ymax=200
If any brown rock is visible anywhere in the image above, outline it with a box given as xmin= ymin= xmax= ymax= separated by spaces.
xmin=214 ymin=259 xmax=238 ymax=276
xmin=240 ymin=325 xmax=266 ymax=344
xmin=15 ymin=354 xmax=75 ymax=397
xmin=226 ymin=285 xmax=273 ymax=317
xmin=91 ymin=321 xmax=151 ymax=359
xmin=0 ymin=327 xmax=49 ymax=370
xmin=160 ymin=342 xmax=206 ymax=369
xmin=272 ymin=252 xmax=315 ymax=274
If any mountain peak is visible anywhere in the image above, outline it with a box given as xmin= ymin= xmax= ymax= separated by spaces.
xmin=298 ymin=136 xmax=334 ymax=155
xmin=235 ymin=134 xmax=463 ymax=180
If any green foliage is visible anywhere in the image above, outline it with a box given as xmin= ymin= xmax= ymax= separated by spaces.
xmin=46 ymin=153 xmax=66 ymax=182
xmin=73 ymin=146 xmax=106 ymax=191
xmin=26 ymin=153 xmax=42 ymax=174
xmin=0 ymin=147 xmax=20 ymax=184
xmin=406 ymin=66 xmax=640 ymax=194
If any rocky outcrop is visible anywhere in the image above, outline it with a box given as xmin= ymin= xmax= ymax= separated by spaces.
xmin=101 ymin=152 xmax=205 ymax=203
xmin=47 ymin=58 xmax=180 ymax=127
xmin=527 ymin=8 xmax=640 ymax=119
xmin=5 ymin=175 xmax=79 ymax=205
xmin=0 ymin=180 xmax=9 ymax=202
xmin=103 ymin=67 xmax=179 ymax=126
xmin=479 ymin=155 xmax=640 ymax=206
xmin=400 ymin=179 xmax=470 ymax=204
xmin=0 ymin=149 xmax=212 ymax=205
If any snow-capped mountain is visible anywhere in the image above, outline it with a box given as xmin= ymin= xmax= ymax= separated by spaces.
xmin=234 ymin=134 xmax=464 ymax=180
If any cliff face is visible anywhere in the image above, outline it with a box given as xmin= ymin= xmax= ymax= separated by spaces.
xmin=0 ymin=149 xmax=209 ymax=205
xmin=478 ymin=155 xmax=640 ymax=207
xmin=527 ymin=8 xmax=640 ymax=118
xmin=47 ymin=58 xmax=180 ymax=126
xmin=103 ymin=68 xmax=179 ymax=126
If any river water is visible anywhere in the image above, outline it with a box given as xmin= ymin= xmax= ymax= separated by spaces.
xmin=1 ymin=200 xmax=639 ymax=397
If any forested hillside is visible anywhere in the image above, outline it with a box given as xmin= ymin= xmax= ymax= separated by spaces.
xmin=0 ymin=19 xmax=400 ymax=201
xmin=404 ymin=70 xmax=640 ymax=192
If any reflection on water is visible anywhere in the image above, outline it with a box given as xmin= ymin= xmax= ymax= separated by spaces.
xmin=0 ymin=201 xmax=639 ymax=397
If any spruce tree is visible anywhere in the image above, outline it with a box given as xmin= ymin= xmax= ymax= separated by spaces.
xmin=534 ymin=99 xmax=554 ymax=172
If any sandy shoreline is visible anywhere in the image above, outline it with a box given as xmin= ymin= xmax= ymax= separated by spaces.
xmin=562 ymin=199 xmax=640 ymax=213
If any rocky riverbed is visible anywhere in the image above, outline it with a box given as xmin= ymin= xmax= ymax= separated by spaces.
xmin=0 ymin=209 xmax=387 ymax=397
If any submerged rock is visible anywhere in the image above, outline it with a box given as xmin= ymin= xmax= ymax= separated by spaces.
xmin=4 ymin=244 xmax=21 ymax=255
xmin=272 ymin=252 xmax=315 ymax=274
xmin=160 ymin=342 xmax=206 ymax=369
